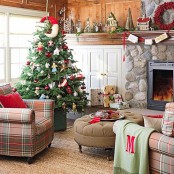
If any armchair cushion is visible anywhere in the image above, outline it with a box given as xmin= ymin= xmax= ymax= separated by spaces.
xmin=0 ymin=92 xmax=27 ymax=108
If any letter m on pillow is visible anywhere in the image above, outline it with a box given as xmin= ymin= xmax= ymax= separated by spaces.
xmin=126 ymin=135 xmax=135 ymax=153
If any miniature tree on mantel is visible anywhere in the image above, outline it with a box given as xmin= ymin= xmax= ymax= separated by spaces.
xmin=15 ymin=16 xmax=88 ymax=112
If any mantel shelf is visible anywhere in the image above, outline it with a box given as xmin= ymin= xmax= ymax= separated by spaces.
xmin=65 ymin=30 xmax=174 ymax=45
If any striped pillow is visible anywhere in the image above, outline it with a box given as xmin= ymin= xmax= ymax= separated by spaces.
xmin=143 ymin=115 xmax=163 ymax=132
xmin=162 ymin=103 xmax=174 ymax=137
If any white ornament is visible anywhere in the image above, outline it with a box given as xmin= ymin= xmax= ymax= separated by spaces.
xmin=27 ymin=73 xmax=32 ymax=76
xmin=49 ymin=82 xmax=55 ymax=89
xmin=45 ymin=63 xmax=50 ymax=68
xmin=46 ymin=95 xmax=49 ymax=99
xmin=73 ymin=91 xmax=78 ymax=97
xmin=26 ymin=88 xmax=29 ymax=91
xmin=40 ymin=70 xmax=44 ymax=74
xmin=53 ymin=48 xmax=60 ymax=55
xmin=57 ymin=95 xmax=62 ymax=99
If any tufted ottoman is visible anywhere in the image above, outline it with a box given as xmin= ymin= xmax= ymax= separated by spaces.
xmin=74 ymin=111 xmax=144 ymax=160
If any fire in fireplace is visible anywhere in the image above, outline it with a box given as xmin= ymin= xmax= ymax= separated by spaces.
xmin=147 ymin=61 xmax=174 ymax=111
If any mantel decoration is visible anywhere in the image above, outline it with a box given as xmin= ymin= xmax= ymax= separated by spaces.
xmin=154 ymin=2 xmax=174 ymax=30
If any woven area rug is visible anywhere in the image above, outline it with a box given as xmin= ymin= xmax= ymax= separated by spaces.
xmin=0 ymin=127 xmax=114 ymax=174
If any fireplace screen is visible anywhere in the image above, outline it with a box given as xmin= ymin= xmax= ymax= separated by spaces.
xmin=147 ymin=61 xmax=174 ymax=111
xmin=153 ymin=69 xmax=173 ymax=101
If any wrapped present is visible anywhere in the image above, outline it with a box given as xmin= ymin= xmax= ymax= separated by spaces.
xmin=110 ymin=102 xmax=130 ymax=110
xmin=113 ymin=94 xmax=123 ymax=103
xmin=91 ymin=89 xmax=103 ymax=106
xmin=103 ymin=85 xmax=116 ymax=107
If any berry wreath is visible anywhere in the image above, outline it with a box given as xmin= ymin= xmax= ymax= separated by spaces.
xmin=154 ymin=2 xmax=174 ymax=30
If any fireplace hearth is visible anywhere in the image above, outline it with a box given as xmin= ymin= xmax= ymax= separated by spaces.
xmin=147 ymin=61 xmax=174 ymax=111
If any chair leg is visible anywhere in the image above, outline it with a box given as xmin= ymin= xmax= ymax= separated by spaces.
xmin=105 ymin=148 xmax=112 ymax=161
xmin=27 ymin=157 xmax=33 ymax=164
xmin=79 ymin=144 xmax=82 ymax=153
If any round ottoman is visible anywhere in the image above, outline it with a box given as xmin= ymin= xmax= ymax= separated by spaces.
xmin=73 ymin=111 xmax=144 ymax=160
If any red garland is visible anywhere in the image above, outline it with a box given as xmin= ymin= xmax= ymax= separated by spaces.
xmin=154 ymin=2 xmax=174 ymax=30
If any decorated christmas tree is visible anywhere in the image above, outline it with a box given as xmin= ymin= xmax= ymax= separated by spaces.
xmin=15 ymin=16 xmax=88 ymax=112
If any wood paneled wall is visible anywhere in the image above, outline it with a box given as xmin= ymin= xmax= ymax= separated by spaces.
xmin=0 ymin=0 xmax=68 ymax=18
xmin=0 ymin=0 xmax=141 ymax=29
xmin=67 ymin=0 xmax=141 ymax=29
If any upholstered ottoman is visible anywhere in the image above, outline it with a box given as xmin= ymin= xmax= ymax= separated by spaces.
xmin=74 ymin=111 xmax=144 ymax=160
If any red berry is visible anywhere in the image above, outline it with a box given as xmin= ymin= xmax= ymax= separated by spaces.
xmin=45 ymin=86 xmax=50 ymax=90
xmin=26 ymin=61 xmax=30 ymax=65
xmin=45 ymin=52 xmax=52 ymax=58
xmin=12 ymin=88 xmax=17 ymax=92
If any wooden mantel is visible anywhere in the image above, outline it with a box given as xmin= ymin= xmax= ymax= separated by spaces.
xmin=65 ymin=31 xmax=174 ymax=45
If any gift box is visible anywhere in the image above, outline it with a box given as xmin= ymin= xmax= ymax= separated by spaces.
xmin=103 ymin=85 xmax=116 ymax=107
xmin=91 ymin=89 xmax=103 ymax=106
xmin=110 ymin=102 xmax=130 ymax=110
xmin=113 ymin=94 xmax=123 ymax=103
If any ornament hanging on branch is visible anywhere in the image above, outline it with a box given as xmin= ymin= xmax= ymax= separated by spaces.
xmin=58 ymin=78 xmax=68 ymax=87
xmin=37 ymin=42 xmax=43 ymax=54
xmin=66 ymin=86 xmax=72 ymax=94
xmin=40 ymin=16 xmax=59 ymax=38
xmin=52 ymin=63 xmax=58 ymax=73
xmin=72 ymin=103 xmax=77 ymax=112
xmin=35 ymin=87 xmax=40 ymax=95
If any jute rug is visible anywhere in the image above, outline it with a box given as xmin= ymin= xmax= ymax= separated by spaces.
xmin=0 ymin=127 xmax=114 ymax=174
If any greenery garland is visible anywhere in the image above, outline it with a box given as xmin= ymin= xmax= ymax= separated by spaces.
xmin=154 ymin=2 xmax=174 ymax=30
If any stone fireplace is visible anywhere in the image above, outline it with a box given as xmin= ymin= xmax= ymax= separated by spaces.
xmin=125 ymin=45 xmax=174 ymax=110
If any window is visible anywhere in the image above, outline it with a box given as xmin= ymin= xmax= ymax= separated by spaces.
xmin=0 ymin=5 xmax=47 ymax=83
xmin=0 ymin=13 xmax=5 ymax=82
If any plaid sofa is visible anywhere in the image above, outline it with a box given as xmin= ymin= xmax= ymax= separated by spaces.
xmin=148 ymin=103 xmax=174 ymax=174
xmin=0 ymin=84 xmax=54 ymax=163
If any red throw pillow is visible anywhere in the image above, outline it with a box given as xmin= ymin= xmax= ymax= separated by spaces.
xmin=0 ymin=92 xmax=27 ymax=108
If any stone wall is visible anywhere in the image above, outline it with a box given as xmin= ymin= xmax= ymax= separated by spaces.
xmin=125 ymin=1 xmax=174 ymax=108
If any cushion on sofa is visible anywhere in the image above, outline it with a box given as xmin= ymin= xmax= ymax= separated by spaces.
xmin=162 ymin=103 xmax=174 ymax=137
xmin=143 ymin=115 xmax=163 ymax=132
xmin=0 ymin=92 xmax=27 ymax=108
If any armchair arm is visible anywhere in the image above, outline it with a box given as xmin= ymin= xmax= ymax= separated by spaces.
xmin=23 ymin=99 xmax=55 ymax=119
xmin=0 ymin=108 xmax=35 ymax=123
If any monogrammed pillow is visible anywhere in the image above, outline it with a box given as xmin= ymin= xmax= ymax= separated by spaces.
xmin=162 ymin=103 xmax=174 ymax=137
xmin=143 ymin=115 xmax=163 ymax=132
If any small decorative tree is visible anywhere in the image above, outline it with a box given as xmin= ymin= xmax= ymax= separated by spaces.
xmin=16 ymin=16 xmax=88 ymax=114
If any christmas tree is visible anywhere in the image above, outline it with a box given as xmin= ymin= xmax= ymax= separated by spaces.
xmin=15 ymin=16 xmax=88 ymax=112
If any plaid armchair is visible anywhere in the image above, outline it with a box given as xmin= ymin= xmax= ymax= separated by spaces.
xmin=0 ymin=83 xmax=54 ymax=164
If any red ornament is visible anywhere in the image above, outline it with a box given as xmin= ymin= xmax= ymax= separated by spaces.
xmin=12 ymin=88 xmax=17 ymax=92
xmin=45 ymin=85 xmax=50 ymax=90
xmin=45 ymin=52 xmax=52 ymax=58
xmin=26 ymin=61 xmax=30 ymax=65
xmin=81 ymin=85 xmax=86 ymax=90
xmin=64 ymin=59 xmax=69 ymax=64
xmin=77 ymin=74 xmax=83 ymax=80
xmin=154 ymin=2 xmax=174 ymax=30
xmin=34 ymin=79 xmax=38 ymax=83
xmin=66 ymin=86 xmax=72 ymax=94
xmin=69 ymin=75 xmax=75 ymax=81
xmin=61 ymin=30 xmax=66 ymax=35
xmin=63 ymin=45 xmax=68 ymax=50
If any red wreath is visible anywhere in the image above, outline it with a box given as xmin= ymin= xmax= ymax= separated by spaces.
xmin=154 ymin=2 xmax=174 ymax=30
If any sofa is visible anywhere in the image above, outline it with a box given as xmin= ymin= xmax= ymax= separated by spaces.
xmin=0 ymin=83 xmax=55 ymax=164
xmin=113 ymin=104 xmax=174 ymax=174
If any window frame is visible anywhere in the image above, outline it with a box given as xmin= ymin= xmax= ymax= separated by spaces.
xmin=0 ymin=5 xmax=48 ymax=83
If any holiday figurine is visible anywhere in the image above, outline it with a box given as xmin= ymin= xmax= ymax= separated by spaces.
xmin=137 ymin=15 xmax=151 ymax=31
xmin=52 ymin=63 xmax=58 ymax=73
xmin=84 ymin=18 xmax=91 ymax=33
xmin=106 ymin=12 xmax=118 ymax=32
xmin=76 ymin=19 xmax=82 ymax=33
xmin=125 ymin=8 xmax=134 ymax=30
xmin=37 ymin=42 xmax=43 ymax=54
